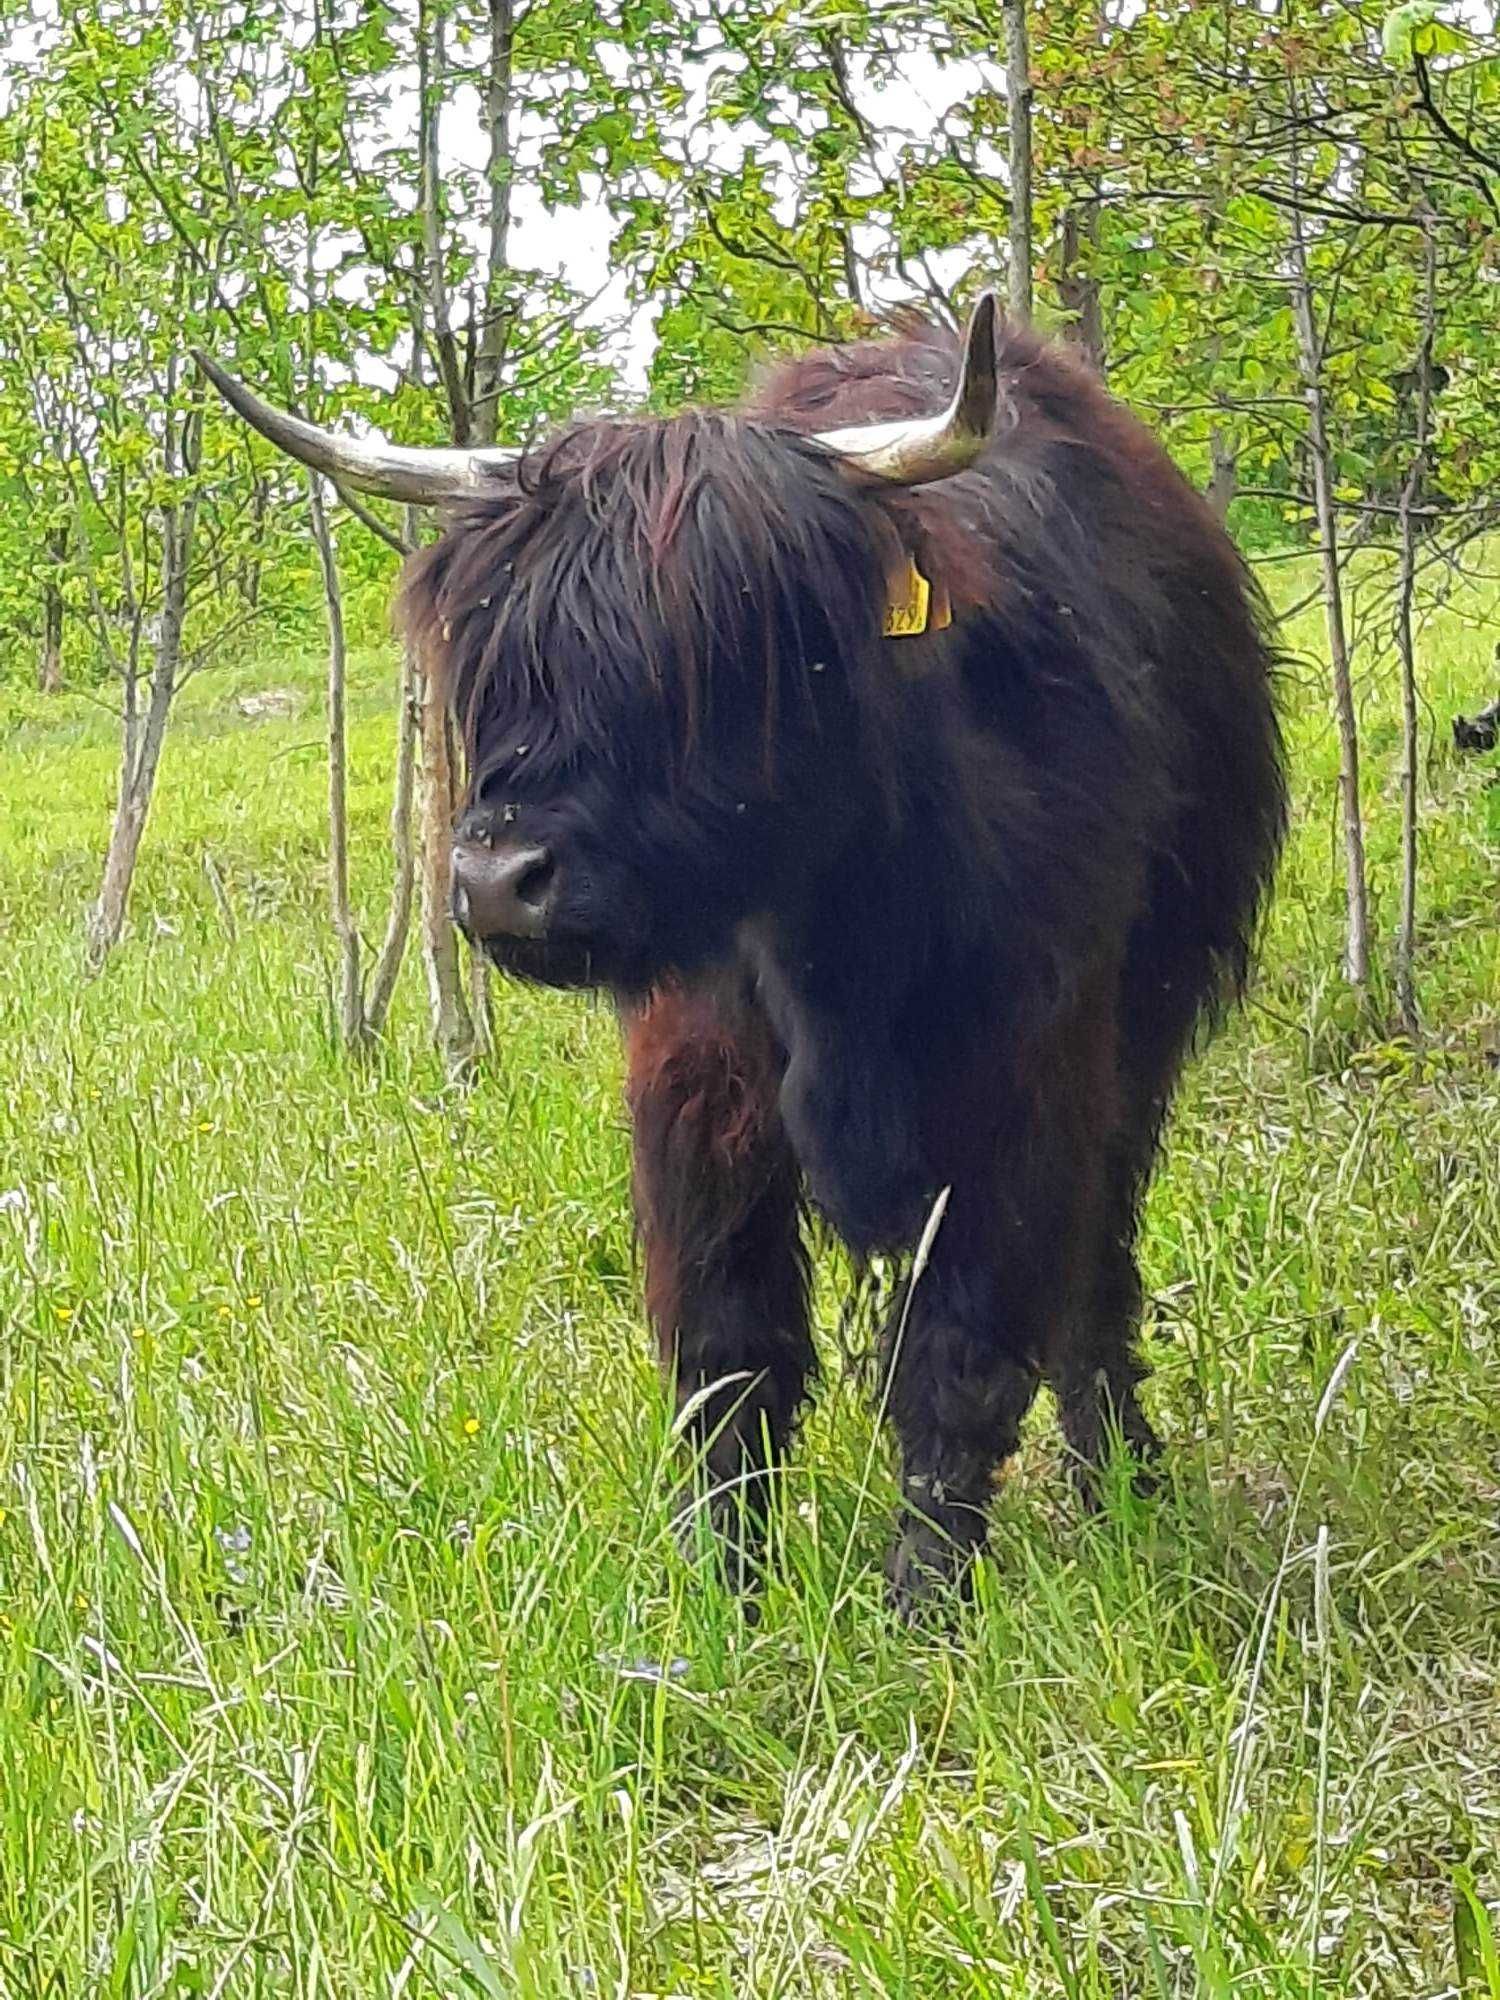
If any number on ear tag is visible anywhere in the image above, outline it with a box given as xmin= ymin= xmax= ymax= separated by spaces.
xmin=883 ymin=557 xmax=952 ymax=638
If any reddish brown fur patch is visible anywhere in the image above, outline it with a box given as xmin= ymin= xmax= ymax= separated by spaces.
xmin=623 ymin=985 xmax=814 ymax=1495
xmin=624 ymin=985 xmax=795 ymax=1343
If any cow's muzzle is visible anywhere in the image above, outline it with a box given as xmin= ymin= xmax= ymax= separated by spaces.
xmin=451 ymin=839 xmax=556 ymax=941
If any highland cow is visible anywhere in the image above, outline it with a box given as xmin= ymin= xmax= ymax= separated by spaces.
xmin=200 ymin=296 xmax=1285 ymax=1611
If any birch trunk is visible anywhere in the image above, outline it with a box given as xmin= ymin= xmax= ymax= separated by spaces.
xmin=1003 ymin=0 xmax=1033 ymax=322
xmin=1286 ymin=147 xmax=1370 ymax=993
xmin=1393 ymin=215 xmax=1437 ymax=1040
xmin=472 ymin=0 xmax=516 ymax=446
xmin=417 ymin=651 xmax=475 ymax=1073
xmin=1057 ymin=203 xmax=1104 ymax=374
xmin=39 ymin=579 xmax=63 ymax=694
xmin=365 ymin=625 xmax=420 ymax=1040
xmin=308 ymin=473 xmax=367 ymax=1048
xmin=87 ymin=492 xmax=198 ymax=968
xmin=417 ymin=0 xmax=470 ymax=442
xmin=1206 ymin=429 xmax=1238 ymax=524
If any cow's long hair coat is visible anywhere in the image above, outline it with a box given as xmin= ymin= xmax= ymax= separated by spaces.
xmin=403 ymin=318 xmax=1285 ymax=1606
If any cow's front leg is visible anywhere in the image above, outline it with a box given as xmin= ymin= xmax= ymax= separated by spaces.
xmin=624 ymin=983 xmax=813 ymax=1591
xmin=883 ymin=1216 xmax=1043 ymax=1618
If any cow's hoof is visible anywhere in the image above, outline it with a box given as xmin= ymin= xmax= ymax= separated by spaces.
xmin=884 ymin=1514 xmax=978 ymax=1627
xmin=1070 ymin=1454 xmax=1160 ymax=1515
xmin=1061 ymin=1389 xmax=1162 ymax=1512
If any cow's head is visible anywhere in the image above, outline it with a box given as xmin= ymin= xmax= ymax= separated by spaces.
xmin=197 ymin=296 xmax=999 ymax=993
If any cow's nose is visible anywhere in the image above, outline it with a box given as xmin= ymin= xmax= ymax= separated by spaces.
xmin=451 ymin=840 xmax=556 ymax=940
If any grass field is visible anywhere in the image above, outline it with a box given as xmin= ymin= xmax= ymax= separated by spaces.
xmin=0 ymin=563 xmax=1497 ymax=1999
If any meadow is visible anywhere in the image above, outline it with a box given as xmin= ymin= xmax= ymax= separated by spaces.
xmin=0 ymin=566 xmax=1496 ymax=1997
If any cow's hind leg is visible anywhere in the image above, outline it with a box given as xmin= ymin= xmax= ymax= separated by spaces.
xmin=1052 ymin=1135 xmax=1162 ymax=1500
xmin=1051 ymin=936 xmax=1209 ymax=1498
xmin=624 ymin=984 xmax=813 ymax=1590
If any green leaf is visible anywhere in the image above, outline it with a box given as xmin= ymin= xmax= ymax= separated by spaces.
xmin=1382 ymin=2 xmax=1467 ymax=63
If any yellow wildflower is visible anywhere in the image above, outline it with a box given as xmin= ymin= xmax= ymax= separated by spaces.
xmin=463 ymin=1416 xmax=480 ymax=1437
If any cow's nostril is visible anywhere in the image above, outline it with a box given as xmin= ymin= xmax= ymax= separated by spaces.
xmin=512 ymin=851 xmax=555 ymax=913
xmin=451 ymin=840 xmax=556 ymax=940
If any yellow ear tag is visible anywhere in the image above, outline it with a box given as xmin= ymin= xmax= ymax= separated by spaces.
xmin=883 ymin=557 xmax=952 ymax=638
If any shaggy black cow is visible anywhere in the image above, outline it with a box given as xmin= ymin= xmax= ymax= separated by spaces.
xmin=200 ymin=297 xmax=1285 ymax=1611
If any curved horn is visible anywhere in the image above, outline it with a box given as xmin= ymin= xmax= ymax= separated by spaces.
xmin=812 ymin=290 xmax=1000 ymax=485
xmin=192 ymin=351 xmax=520 ymax=506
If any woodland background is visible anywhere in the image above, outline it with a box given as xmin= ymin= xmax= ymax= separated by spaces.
xmin=0 ymin=3 xmax=1497 ymax=1995
xmin=1 ymin=0 xmax=1497 ymax=1031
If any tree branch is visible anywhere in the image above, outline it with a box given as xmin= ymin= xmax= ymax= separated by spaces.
xmin=1412 ymin=51 xmax=1500 ymax=177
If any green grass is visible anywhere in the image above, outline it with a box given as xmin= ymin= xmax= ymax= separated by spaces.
xmin=0 ymin=565 xmax=1496 ymax=1998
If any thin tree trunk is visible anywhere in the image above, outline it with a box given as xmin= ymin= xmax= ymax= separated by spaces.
xmin=1057 ymin=202 xmax=1105 ymax=374
xmin=1286 ymin=146 xmax=1370 ymax=993
xmin=417 ymin=649 xmax=475 ymax=1073
xmin=451 ymin=710 xmax=493 ymax=1055
xmin=39 ymin=580 xmax=63 ymax=693
xmin=243 ymin=480 xmax=268 ymax=608
xmin=468 ymin=948 xmax=493 ymax=1055
xmin=90 ymin=781 xmax=149 ymax=968
xmin=1206 ymin=428 xmax=1238 ymax=523
xmin=417 ymin=0 xmax=471 ymax=442
xmin=308 ymin=473 xmax=366 ymax=1048
xmin=464 ymin=736 xmax=494 ymax=1056
xmin=445 ymin=0 xmax=518 ymax=1106
xmin=472 ymin=0 xmax=516 ymax=446
xmin=1199 ymin=319 xmax=1236 ymax=520
xmin=120 ymin=624 xmax=141 ymax=782
xmin=365 ymin=624 xmax=420 ymax=1038
xmin=410 ymin=5 xmax=496 ymax=1067
xmin=1393 ymin=214 xmax=1436 ymax=1040
xmin=87 ymin=492 xmax=198 ymax=968
xmin=453 ymin=705 xmax=493 ymax=1056
xmin=39 ymin=525 xmax=67 ymax=691
xmin=1004 ymin=0 xmax=1033 ymax=322
xmin=400 ymin=332 xmax=476 ymax=1065
xmin=818 ymin=32 xmax=867 ymax=316
xmin=1058 ymin=0 xmax=1108 ymax=371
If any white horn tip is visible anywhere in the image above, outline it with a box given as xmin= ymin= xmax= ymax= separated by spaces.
xmin=954 ymin=291 xmax=1000 ymax=439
